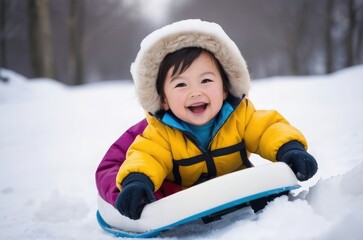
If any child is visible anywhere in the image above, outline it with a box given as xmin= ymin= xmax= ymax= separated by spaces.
xmin=96 ymin=19 xmax=318 ymax=221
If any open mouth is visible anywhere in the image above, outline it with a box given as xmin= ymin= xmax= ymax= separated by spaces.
xmin=188 ymin=103 xmax=208 ymax=113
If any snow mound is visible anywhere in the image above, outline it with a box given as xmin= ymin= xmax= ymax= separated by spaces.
xmin=0 ymin=69 xmax=66 ymax=104
xmin=1 ymin=66 xmax=363 ymax=239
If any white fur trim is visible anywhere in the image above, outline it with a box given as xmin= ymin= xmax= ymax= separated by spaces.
xmin=131 ymin=19 xmax=250 ymax=114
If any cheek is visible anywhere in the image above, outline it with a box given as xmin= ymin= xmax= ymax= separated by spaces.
xmin=164 ymin=93 xmax=185 ymax=111
xmin=210 ymin=85 xmax=226 ymax=100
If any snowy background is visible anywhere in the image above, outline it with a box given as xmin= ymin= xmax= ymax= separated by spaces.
xmin=1 ymin=66 xmax=362 ymax=240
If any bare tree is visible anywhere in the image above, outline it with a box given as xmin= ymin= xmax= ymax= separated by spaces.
xmin=325 ymin=0 xmax=359 ymax=73
xmin=351 ymin=0 xmax=363 ymax=65
xmin=356 ymin=1 xmax=363 ymax=63
xmin=2 ymin=0 xmax=363 ymax=84
xmin=325 ymin=0 xmax=334 ymax=73
xmin=68 ymin=0 xmax=84 ymax=85
xmin=28 ymin=0 xmax=55 ymax=79
xmin=0 ymin=0 xmax=7 ymax=81
xmin=286 ymin=1 xmax=309 ymax=75
xmin=346 ymin=0 xmax=355 ymax=67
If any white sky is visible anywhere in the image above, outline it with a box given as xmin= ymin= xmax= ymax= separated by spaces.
xmin=122 ymin=0 xmax=190 ymax=25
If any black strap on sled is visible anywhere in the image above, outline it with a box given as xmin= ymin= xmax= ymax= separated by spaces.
xmin=201 ymin=202 xmax=249 ymax=224
xmin=201 ymin=190 xmax=290 ymax=224
xmin=172 ymin=140 xmax=252 ymax=185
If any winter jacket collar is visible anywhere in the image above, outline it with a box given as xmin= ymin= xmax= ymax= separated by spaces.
xmin=153 ymin=95 xmax=243 ymax=148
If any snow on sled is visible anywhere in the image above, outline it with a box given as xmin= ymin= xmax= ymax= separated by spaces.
xmin=96 ymin=162 xmax=300 ymax=238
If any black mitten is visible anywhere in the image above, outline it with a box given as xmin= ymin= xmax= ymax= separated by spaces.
xmin=114 ymin=173 xmax=156 ymax=220
xmin=277 ymin=141 xmax=318 ymax=181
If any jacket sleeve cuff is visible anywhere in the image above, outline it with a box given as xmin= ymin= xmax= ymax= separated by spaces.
xmin=121 ymin=172 xmax=154 ymax=191
xmin=276 ymin=141 xmax=305 ymax=161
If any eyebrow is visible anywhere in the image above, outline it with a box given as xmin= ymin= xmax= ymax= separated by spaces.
xmin=200 ymin=72 xmax=217 ymax=78
xmin=169 ymin=76 xmax=185 ymax=84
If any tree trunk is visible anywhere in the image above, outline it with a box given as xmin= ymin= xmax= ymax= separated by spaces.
xmin=0 ymin=0 xmax=8 ymax=82
xmin=28 ymin=0 xmax=56 ymax=79
xmin=346 ymin=0 xmax=355 ymax=67
xmin=68 ymin=0 xmax=84 ymax=85
xmin=325 ymin=0 xmax=334 ymax=73
xmin=0 ymin=0 xmax=6 ymax=71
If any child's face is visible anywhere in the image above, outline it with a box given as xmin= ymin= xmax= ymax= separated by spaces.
xmin=162 ymin=52 xmax=228 ymax=126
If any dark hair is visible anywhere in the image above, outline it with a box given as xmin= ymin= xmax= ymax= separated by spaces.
xmin=156 ymin=47 xmax=230 ymax=99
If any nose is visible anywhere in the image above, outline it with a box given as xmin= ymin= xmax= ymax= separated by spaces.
xmin=188 ymin=82 xmax=203 ymax=98
xmin=190 ymin=90 xmax=202 ymax=98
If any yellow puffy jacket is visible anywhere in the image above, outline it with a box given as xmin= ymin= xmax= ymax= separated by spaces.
xmin=116 ymin=96 xmax=307 ymax=191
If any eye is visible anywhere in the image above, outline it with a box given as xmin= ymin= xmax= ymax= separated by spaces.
xmin=174 ymin=82 xmax=187 ymax=88
xmin=201 ymin=79 xmax=213 ymax=84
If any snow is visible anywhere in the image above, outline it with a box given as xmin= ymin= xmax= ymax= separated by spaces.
xmin=1 ymin=65 xmax=363 ymax=240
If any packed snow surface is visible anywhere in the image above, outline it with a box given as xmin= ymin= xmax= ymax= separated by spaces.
xmin=1 ymin=65 xmax=362 ymax=239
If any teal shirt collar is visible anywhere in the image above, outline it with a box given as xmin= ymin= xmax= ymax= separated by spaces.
xmin=161 ymin=100 xmax=235 ymax=150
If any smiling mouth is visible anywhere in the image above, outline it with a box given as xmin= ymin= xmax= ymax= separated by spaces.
xmin=188 ymin=103 xmax=208 ymax=113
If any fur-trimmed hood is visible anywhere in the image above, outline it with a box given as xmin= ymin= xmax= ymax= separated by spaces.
xmin=131 ymin=19 xmax=250 ymax=114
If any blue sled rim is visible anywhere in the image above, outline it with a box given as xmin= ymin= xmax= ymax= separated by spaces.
xmin=96 ymin=185 xmax=300 ymax=238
